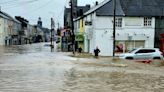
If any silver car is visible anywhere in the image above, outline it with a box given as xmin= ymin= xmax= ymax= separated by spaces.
xmin=119 ymin=48 xmax=163 ymax=60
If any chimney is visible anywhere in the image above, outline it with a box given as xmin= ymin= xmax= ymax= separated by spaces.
xmin=95 ymin=1 xmax=98 ymax=6
xmin=79 ymin=9 xmax=83 ymax=16
xmin=86 ymin=4 xmax=91 ymax=9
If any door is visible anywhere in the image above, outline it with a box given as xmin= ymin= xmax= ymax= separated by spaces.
xmin=87 ymin=39 xmax=90 ymax=53
xmin=134 ymin=49 xmax=154 ymax=59
xmin=134 ymin=49 xmax=146 ymax=59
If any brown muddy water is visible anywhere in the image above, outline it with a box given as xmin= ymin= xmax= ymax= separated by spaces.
xmin=64 ymin=58 xmax=164 ymax=92
xmin=0 ymin=43 xmax=164 ymax=92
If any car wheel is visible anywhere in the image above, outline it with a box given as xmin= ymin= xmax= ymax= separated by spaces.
xmin=126 ymin=57 xmax=133 ymax=60
xmin=153 ymin=57 xmax=161 ymax=60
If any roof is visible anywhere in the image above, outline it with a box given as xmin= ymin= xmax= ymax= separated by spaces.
xmin=76 ymin=5 xmax=90 ymax=16
xmin=0 ymin=11 xmax=12 ymax=20
xmin=84 ymin=0 xmax=111 ymax=16
xmin=13 ymin=18 xmax=21 ymax=24
xmin=74 ymin=0 xmax=110 ymax=21
xmin=0 ymin=11 xmax=21 ymax=23
xmin=65 ymin=5 xmax=90 ymax=18
xmin=15 ymin=16 xmax=29 ymax=24
xmin=96 ymin=0 xmax=164 ymax=17
xmin=120 ymin=0 xmax=164 ymax=16
xmin=74 ymin=0 xmax=164 ymax=19
xmin=96 ymin=0 xmax=125 ymax=16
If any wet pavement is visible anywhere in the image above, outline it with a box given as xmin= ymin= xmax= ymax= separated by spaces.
xmin=0 ymin=43 xmax=164 ymax=92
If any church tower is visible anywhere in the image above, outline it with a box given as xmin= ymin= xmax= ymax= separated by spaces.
xmin=37 ymin=17 xmax=42 ymax=28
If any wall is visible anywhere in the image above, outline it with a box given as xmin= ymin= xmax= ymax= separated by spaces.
xmin=92 ymin=16 xmax=155 ymax=56
xmin=94 ymin=29 xmax=113 ymax=56
xmin=84 ymin=13 xmax=96 ymax=53
xmin=75 ymin=12 xmax=156 ymax=56
xmin=0 ymin=17 xmax=4 ymax=45
xmin=80 ymin=19 xmax=85 ymax=33
xmin=154 ymin=17 xmax=164 ymax=48
xmin=0 ymin=17 xmax=9 ymax=45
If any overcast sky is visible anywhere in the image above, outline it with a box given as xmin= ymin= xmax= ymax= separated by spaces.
xmin=0 ymin=0 xmax=104 ymax=28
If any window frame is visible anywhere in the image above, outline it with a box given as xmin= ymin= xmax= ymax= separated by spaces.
xmin=144 ymin=17 xmax=152 ymax=27
xmin=135 ymin=49 xmax=155 ymax=54
xmin=115 ymin=17 xmax=122 ymax=28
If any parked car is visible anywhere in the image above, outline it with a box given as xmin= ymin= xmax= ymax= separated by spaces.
xmin=119 ymin=48 xmax=163 ymax=60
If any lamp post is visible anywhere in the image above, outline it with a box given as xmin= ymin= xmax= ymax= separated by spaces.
xmin=113 ymin=0 xmax=116 ymax=57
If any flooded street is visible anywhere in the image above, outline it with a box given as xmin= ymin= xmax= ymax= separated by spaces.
xmin=65 ymin=59 xmax=164 ymax=92
xmin=0 ymin=43 xmax=76 ymax=92
xmin=0 ymin=43 xmax=164 ymax=92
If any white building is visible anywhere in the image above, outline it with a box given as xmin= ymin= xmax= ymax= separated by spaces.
xmin=0 ymin=12 xmax=10 ymax=46
xmin=74 ymin=0 xmax=162 ymax=56
xmin=0 ymin=11 xmax=21 ymax=45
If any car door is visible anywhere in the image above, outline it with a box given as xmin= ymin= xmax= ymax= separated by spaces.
xmin=134 ymin=49 xmax=149 ymax=59
xmin=144 ymin=49 xmax=155 ymax=59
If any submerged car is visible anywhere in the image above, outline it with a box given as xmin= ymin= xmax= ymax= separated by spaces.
xmin=119 ymin=48 xmax=163 ymax=60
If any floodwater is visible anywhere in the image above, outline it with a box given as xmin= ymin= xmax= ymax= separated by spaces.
xmin=0 ymin=43 xmax=76 ymax=92
xmin=0 ymin=43 xmax=164 ymax=92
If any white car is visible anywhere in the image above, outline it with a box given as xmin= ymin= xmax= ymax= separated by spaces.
xmin=119 ymin=48 xmax=163 ymax=60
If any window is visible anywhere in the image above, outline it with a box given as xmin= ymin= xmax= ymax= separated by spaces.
xmin=115 ymin=41 xmax=145 ymax=52
xmin=144 ymin=17 xmax=152 ymax=26
xmin=78 ymin=21 xmax=80 ymax=28
xmin=116 ymin=18 xmax=122 ymax=27
xmin=136 ymin=49 xmax=155 ymax=54
xmin=82 ymin=19 xmax=84 ymax=27
xmin=136 ymin=50 xmax=145 ymax=53
xmin=147 ymin=49 xmax=155 ymax=53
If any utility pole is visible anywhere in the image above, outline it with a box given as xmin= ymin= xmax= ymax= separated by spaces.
xmin=51 ymin=18 xmax=55 ymax=52
xmin=113 ymin=0 xmax=116 ymax=57
xmin=70 ymin=0 xmax=75 ymax=54
xmin=58 ymin=22 xmax=60 ymax=30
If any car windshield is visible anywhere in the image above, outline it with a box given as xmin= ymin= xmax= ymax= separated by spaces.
xmin=128 ymin=49 xmax=137 ymax=53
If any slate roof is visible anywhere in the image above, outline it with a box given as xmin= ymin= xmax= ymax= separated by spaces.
xmin=85 ymin=0 xmax=164 ymax=17
xmin=0 ymin=11 xmax=12 ymax=20
xmin=119 ymin=0 xmax=164 ymax=16
xmin=0 ymin=11 xmax=21 ymax=23
xmin=65 ymin=5 xmax=90 ymax=18
xmin=84 ymin=0 xmax=110 ymax=16
xmin=15 ymin=16 xmax=29 ymax=24
xmin=76 ymin=5 xmax=90 ymax=16
xmin=96 ymin=0 xmax=124 ymax=16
